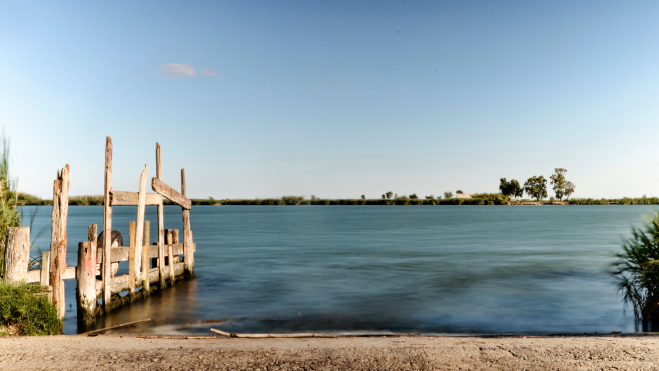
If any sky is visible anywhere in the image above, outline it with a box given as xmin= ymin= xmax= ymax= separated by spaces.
xmin=1 ymin=0 xmax=659 ymax=199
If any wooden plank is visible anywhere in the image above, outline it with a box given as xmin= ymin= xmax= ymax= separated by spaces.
xmin=182 ymin=169 xmax=193 ymax=276
xmin=26 ymin=269 xmax=40 ymax=283
xmin=97 ymin=244 xmax=183 ymax=263
xmin=135 ymin=166 xmax=148 ymax=281
xmin=62 ymin=266 xmax=76 ymax=280
xmin=95 ymin=263 xmax=186 ymax=298
xmin=28 ymin=266 xmax=76 ymax=283
xmin=152 ymin=178 xmax=191 ymax=209
xmin=110 ymin=190 xmax=162 ymax=206
xmin=172 ymin=229 xmax=179 ymax=263
xmin=142 ymin=220 xmax=150 ymax=295
xmin=4 ymin=227 xmax=30 ymax=281
xmin=40 ymin=251 xmax=50 ymax=286
xmin=168 ymin=244 xmax=175 ymax=284
xmin=103 ymin=136 xmax=113 ymax=311
xmin=156 ymin=143 xmax=166 ymax=289
xmin=128 ymin=221 xmax=136 ymax=297
xmin=76 ymin=241 xmax=97 ymax=326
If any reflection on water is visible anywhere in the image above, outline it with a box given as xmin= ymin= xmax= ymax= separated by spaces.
xmin=20 ymin=205 xmax=651 ymax=335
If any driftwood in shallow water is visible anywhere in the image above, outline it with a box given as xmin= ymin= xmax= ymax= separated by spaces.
xmin=209 ymin=328 xmax=417 ymax=339
xmin=79 ymin=318 xmax=152 ymax=336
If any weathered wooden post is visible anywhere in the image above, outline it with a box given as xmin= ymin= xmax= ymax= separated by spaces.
xmin=156 ymin=143 xmax=166 ymax=288
xmin=40 ymin=251 xmax=50 ymax=286
xmin=3 ymin=227 xmax=30 ymax=281
xmin=166 ymin=230 xmax=175 ymax=284
xmin=142 ymin=220 xmax=150 ymax=295
xmin=128 ymin=221 xmax=136 ymax=299
xmin=103 ymin=137 xmax=113 ymax=311
xmin=76 ymin=224 xmax=97 ymax=326
xmin=171 ymin=229 xmax=180 ymax=263
xmin=50 ymin=165 xmax=69 ymax=318
xmin=135 ymin=165 xmax=147 ymax=282
xmin=181 ymin=169 xmax=193 ymax=276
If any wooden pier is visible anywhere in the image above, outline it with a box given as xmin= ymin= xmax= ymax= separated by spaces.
xmin=2 ymin=136 xmax=196 ymax=327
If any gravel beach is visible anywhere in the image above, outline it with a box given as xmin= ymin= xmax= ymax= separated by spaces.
xmin=2 ymin=334 xmax=659 ymax=370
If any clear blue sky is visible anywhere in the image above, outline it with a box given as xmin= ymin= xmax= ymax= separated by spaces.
xmin=2 ymin=1 xmax=658 ymax=199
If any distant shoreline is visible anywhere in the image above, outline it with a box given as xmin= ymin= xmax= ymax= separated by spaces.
xmin=16 ymin=197 xmax=659 ymax=206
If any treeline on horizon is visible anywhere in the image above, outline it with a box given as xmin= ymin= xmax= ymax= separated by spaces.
xmin=16 ymin=193 xmax=659 ymax=206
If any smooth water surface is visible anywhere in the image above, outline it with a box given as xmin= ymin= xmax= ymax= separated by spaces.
xmin=19 ymin=205 xmax=653 ymax=335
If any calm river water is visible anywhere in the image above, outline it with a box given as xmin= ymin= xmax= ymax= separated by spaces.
xmin=19 ymin=205 xmax=655 ymax=335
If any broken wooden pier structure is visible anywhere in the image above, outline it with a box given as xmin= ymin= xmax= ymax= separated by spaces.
xmin=2 ymin=136 xmax=196 ymax=327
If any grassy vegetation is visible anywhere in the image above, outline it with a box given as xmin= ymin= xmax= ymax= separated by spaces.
xmin=0 ymin=281 xmax=62 ymax=336
xmin=17 ymin=194 xmax=659 ymax=207
xmin=611 ymin=211 xmax=659 ymax=331
xmin=0 ymin=138 xmax=21 ymax=277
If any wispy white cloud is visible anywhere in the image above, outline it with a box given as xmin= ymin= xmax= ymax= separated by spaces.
xmin=161 ymin=63 xmax=197 ymax=78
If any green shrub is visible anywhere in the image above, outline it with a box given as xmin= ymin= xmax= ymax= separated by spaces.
xmin=0 ymin=281 xmax=62 ymax=335
xmin=611 ymin=211 xmax=659 ymax=331
xmin=281 ymin=196 xmax=305 ymax=205
xmin=17 ymin=193 xmax=46 ymax=206
xmin=69 ymin=195 xmax=103 ymax=206
xmin=471 ymin=193 xmax=508 ymax=204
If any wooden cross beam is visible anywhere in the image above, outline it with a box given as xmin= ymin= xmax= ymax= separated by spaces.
xmin=110 ymin=190 xmax=162 ymax=206
xmin=151 ymin=178 xmax=191 ymax=209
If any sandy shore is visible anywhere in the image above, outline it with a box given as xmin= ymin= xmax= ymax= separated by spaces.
xmin=1 ymin=334 xmax=659 ymax=370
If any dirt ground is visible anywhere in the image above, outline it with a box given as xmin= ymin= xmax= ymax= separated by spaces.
xmin=2 ymin=334 xmax=659 ymax=370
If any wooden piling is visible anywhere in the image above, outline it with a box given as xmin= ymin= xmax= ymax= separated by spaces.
xmin=3 ymin=227 xmax=30 ymax=281
xmin=128 ymin=221 xmax=136 ymax=299
xmin=76 ymin=240 xmax=97 ymax=326
xmin=50 ymin=165 xmax=69 ymax=319
xmin=168 ymin=243 xmax=175 ymax=284
xmin=135 ymin=165 xmax=147 ymax=282
xmin=142 ymin=220 xmax=150 ymax=295
xmin=40 ymin=251 xmax=50 ymax=286
xmin=156 ymin=143 xmax=166 ymax=288
xmin=172 ymin=229 xmax=180 ymax=263
xmin=181 ymin=169 xmax=194 ymax=276
xmin=103 ymin=137 xmax=113 ymax=311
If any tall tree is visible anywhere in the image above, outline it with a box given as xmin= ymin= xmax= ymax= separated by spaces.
xmin=550 ymin=168 xmax=568 ymax=201
xmin=524 ymin=176 xmax=548 ymax=201
xmin=565 ymin=181 xmax=576 ymax=200
xmin=500 ymin=178 xmax=523 ymax=200
xmin=444 ymin=191 xmax=453 ymax=199
xmin=509 ymin=179 xmax=523 ymax=200
xmin=499 ymin=178 xmax=510 ymax=197
xmin=456 ymin=190 xmax=463 ymax=195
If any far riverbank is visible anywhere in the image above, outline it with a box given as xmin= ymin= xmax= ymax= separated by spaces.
xmin=16 ymin=194 xmax=659 ymax=206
